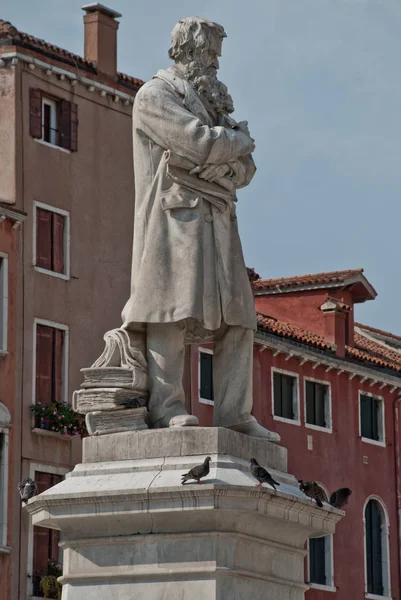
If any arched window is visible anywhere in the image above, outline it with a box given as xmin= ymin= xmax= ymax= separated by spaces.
xmin=0 ymin=402 xmax=11 ymax=548
xmin=364 ymin=497 xmax=391 ymax=598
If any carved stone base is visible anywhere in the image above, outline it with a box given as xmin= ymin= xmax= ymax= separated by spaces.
xmin=85 ymin=407 xmax=148 ymax=436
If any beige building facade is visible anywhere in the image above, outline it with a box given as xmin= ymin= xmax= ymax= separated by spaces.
xmin=0 ymin=5 xmax=143 ymax=598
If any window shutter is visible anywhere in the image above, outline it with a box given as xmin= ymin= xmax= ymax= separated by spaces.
xmin=361 ymin=395 xmax=372 ymax=439
xmin=52 ymin=213 xmax=65 ymax=274
xmin=29 ymin=88 xmax=42 ymax=139
xmin=366 ymin=500 xmax=384 ymax=595
xmin=305 ymin=381 xmax=315 ymax=425
xmin=315 ymin=384 xmax=326 ymax=428
xmin=273 ymin=372 xmax=282 ymax=417
xmin=36 ymin=325 xmax=54 ymax=406
xmin=33 ymin=472 xmax=53 ymax=576
xmin=309 ymin=537 xmax=326 ymax=585
xmin=200 ymin=352 xmax=213 ymax=401
xmin=53 ymin=329 xmax=64 ymax=403
xmin=59 ymin=100 xmax=72 ymax=150
xmin=36 ymin=208 xmax=52 ymax=270
xmin=372 ymin=399 xmax=380 ymax=441
xmin=282 ymin=375 xmax=294 ymax=419
xmin=70 ymin=102 xmax=78 ymax=152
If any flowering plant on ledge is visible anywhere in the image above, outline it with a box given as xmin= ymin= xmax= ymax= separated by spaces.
xmin=38 ymin=559 xmax=62 ymax=599
xmin=31 ymin=401 xmax=88 ymax=438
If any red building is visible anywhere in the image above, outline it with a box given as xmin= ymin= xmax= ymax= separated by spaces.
xmin=190 ymin=268 xmax=401 ymax=600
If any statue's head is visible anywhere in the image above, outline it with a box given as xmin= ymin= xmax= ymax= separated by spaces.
xmin=168 ymin=17 xmax=234 ymax=115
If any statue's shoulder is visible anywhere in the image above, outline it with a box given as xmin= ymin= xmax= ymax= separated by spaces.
xmin=136 ymin=75 xmax=181 ymax=103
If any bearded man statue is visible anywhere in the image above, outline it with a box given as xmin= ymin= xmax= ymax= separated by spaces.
xmin=117 ymin=17 xmax=273 ymax=439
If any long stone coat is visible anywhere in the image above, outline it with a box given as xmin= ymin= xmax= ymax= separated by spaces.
xmin=121 ymin=68 xmax=257 ymax=334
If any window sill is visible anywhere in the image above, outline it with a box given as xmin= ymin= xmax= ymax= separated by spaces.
xmin=199 ymin=398 xmax=214 ymax=406
xmin=365 ymin=595 xmax=392 ymax=600
xmin=33 ymin=138 xmax=71 ymax=154
xmin=32 ymin=427 xmax=71 ymax=441
xmin=0 ymin=350 xmax=8 ymax=358
xmin=273 ymin=415 xmax=301 ymax=426
xmin=309 ymin=583 xmax=336 ymax=593
xmin=0 ymin=545 xmax=11 ymax=554
xmin=361 ymin=436 xmax=386 ymax=448
xmin=34 ymin=266 xmax=70 ymax=281
xmin=305 ymin=423 xmax=332 ymax=434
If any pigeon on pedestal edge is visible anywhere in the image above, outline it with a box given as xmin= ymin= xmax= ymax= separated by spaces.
xmin=249 ymin=458 xmax=280 ymax=490
xmin=181 ymin=456 xmax=211 ymax=485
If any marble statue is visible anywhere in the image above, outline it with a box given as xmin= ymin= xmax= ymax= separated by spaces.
xmin=75 ymin=17 xmax=277 ymax=441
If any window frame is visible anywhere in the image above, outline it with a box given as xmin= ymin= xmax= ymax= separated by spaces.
xmin=33 ymin=201 xmax=70 ymax=280
xmin=363 ymin=496 xmax=392 ymax=599
xmin=359 ymin=391 xmax=386 ymax=447
xmin=304 ymin=376 xmax=332 ymax=433
xmin=307 ymin=534 xmax=335 ymax=592
xmin=0 ymin=253 xmax=8 ymax=354
xmin=32 ymin=318 xmax=69 ymax=410
xmin=42 ymin=96 xmax=58 ymax=147
xmin=271 ymin=367 xmax=300 ymax=425
xmin=26 ymin=462 xmax=69 ymax=598
xmin=0 ymin=403 xmax=11 ymax=552
xmin=198 ymin=347 xmax=214 ymax=406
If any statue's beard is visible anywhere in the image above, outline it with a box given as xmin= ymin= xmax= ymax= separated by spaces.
xmin=183 ymin=60 xmax=234 ymax=116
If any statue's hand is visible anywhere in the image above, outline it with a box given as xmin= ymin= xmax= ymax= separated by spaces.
xmin=190 ymin=163 xmax=232 ymax=183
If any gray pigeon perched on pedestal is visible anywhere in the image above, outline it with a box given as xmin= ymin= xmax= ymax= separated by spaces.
xmin=329 ymin=487 xmax=352 ymax=509
xmin=298 ymin=480 xmax=328 ymax=507
xmin=249 ymin=458 xmax=280 ymax=490
xmin=181 ymin=456 xmax=211 ymax=485
xmin=18 ymin=478 xmax=37 ymax=504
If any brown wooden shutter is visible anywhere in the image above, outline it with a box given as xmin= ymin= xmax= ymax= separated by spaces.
xmin=59 ymin=100 xmax=71 ymax=150
xmin=33 ymin=472 xmax=53 ymax=575
xmin=36 ymin=208 xmax=52 ymax=270
xmin=29 ymin=88 xmax=42 ymax=139
xmin=36 ymin=325 xmax=54 ymax=405
xmin=54 ymin=329 xmax=64 ymax=403
xmin=52 ymin=213 xmax=65 ymax=274
xmin=70 ymin=102 xmax=78 ymax=152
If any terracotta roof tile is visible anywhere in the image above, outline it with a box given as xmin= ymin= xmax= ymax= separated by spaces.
xmin=0 ymin=19 xmax=144 ymax=90
xmin=348 ymin=333 xmax=401 ymax=372
xmin=355 ymin=322 xmax=401 ymax=344
xmin=257 ymin=313 xmax=334 ymax=350
xmin=254 ymin=268 xmax=364 ymax=292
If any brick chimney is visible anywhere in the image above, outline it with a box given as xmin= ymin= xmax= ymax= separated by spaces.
xmin=82 ymin=3 xmax=121 ymax=78
xmin=320 ymin=297 xmax=351 ymax=358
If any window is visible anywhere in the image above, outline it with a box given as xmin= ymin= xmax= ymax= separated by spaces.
xmin=34 ymin=203 xmax=70 ymax=279
xmin=305 ymin=379 xmax=331 ymax=430
xmin=199 ymin=349 xmax=214 ymax=405
xmin=360 ymin=393 xmax=385 ymax=445
xmin=0 ymin=403 xmax=11 ymax=549
xmin=34 ymin=321 xmax=68 ymax=429
xmin=272 ymin=370 xmax=299 ymax=422
xmin=364 ymin=498 xmax=391 ymax=598
xmin=32 ymin=471 xmax=63 ymax=597
xmin=308 ymin=535 xmax=334 ymax=590
xmin=0 ymin=254 xmax=7 ymax=352
xmin=29 ymin=88 xmax=78 ymax=151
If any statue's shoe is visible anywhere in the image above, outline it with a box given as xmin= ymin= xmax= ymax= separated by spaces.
xmin=227 ymin=421 xmax=281 ymax=442
xmin=152 ymin=409 xmax=199 ymax=429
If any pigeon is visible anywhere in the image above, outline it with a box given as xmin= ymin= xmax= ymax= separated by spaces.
xmin=181 ymin=456 xmax=211 ymax=485
xmin=249 ymin=458 xmax=280 ymax=490
xmin=18 ymin=478 xmax=37 ymax=504
xmin=298 ymin=480 xmax=328 ymax=507
xmin=329 ymin=487 xmax=352 ymax=509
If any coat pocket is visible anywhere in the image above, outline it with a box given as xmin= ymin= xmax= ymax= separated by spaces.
xmin=161 ymin=188 xmax=200 ymax=211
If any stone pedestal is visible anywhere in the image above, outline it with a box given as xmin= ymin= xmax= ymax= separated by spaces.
xmin=27 ymin=428 xmax=343 ymax=600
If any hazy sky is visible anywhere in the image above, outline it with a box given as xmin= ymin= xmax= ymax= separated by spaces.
xmin=4 ymin=0 xmax=401 ymax=333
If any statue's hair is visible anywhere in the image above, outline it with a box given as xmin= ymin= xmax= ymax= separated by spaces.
xmin=168 ymin=17 xmax=226 ymax=62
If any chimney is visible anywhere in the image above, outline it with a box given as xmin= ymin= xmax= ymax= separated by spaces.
xmin=320 ymin=297 xmax=351 ymax=358
xmin=82 ymin=3 xmax=122 ymax=78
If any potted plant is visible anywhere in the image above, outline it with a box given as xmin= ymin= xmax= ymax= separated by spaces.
xmin=39 ymin=560 xmax=63 ymax=599
xmin=31 ymin=401 xmax=88 ymax=437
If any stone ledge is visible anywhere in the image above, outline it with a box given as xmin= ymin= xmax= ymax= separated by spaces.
xmin=83 ymin=426 xmax=287 ymax=472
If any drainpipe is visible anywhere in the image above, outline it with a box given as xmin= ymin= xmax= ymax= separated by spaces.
xmin=393 ymin=394 xmax=401 ymax=597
